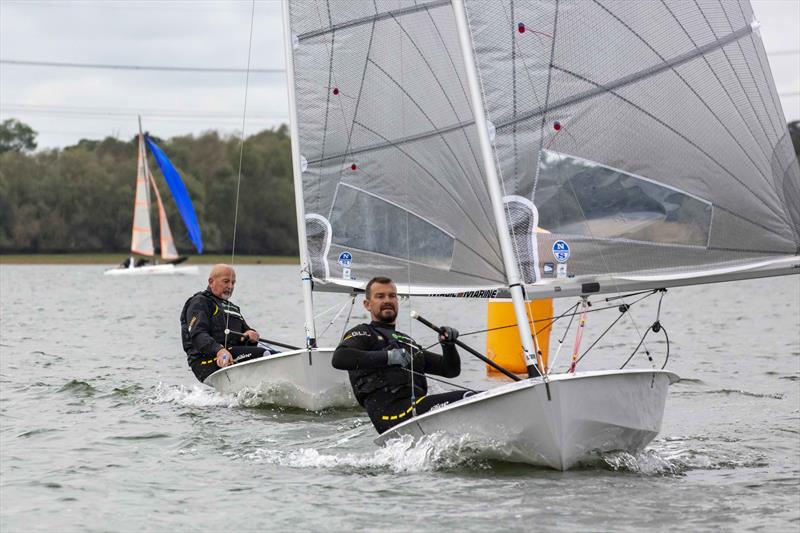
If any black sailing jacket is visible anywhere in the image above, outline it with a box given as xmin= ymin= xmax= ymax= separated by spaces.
xmin=180 ymin=289 xmax=254 ymax=365
xmin=332 ymin=321 xmax=460 ymax=406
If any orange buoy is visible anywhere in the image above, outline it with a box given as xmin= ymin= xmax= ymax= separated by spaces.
xmin=486 ymin=299 xmax=553 ymax=374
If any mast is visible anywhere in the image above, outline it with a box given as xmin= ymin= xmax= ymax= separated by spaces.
xmin=281 ymin=0 xmax=317 ymax=348
xmin=452 ymin=0 xmax=539 ymax=377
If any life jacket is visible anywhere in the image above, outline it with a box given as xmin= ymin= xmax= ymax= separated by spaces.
xmin=348 ymin=323 xmax=428 ymax=405
xmin=180 ymin=289 xmax=250 ymax=355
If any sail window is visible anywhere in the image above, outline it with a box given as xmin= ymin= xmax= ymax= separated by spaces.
xmin=504 ymin=195 xmax=540 ymax=284
xmin=536 ymin=151 xmax=712 ymax=247
xmin=329 ymin=184 xmax=455 ymax=269
xmin=305 ymin=214 xmax=332 ymax=280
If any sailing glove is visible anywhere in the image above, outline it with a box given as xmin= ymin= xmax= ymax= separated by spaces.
xmin=439 ymin=326 xmax=459 ymax=345
xmin=386 ymin=348 xmax=412 ymax=368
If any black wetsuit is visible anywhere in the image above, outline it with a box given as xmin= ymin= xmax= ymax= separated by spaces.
xmin=333 ymin=321 xmax=466 ymax=434
xmin=180 ymin=289 xmax=266 ymax=382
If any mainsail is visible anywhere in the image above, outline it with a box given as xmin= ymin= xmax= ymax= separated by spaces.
xmin=285 ymin=0 xmax=799 ymax=298
xmin=464 ymin=0 xmax=799 ymax=289
xmin=130 ymin=133 xmax=155 ymax=257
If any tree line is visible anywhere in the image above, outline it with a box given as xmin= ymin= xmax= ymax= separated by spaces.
xmin=0 ymin=119 xmax=298 ymax=255
xmin=1 ymin=119 xmax=799 ymax=255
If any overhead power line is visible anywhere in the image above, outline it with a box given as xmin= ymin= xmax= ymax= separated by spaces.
xmin=0 ymin=59 xmax=285 ymax=74
xmin=1 ymin=102 xmax=287 ymax=119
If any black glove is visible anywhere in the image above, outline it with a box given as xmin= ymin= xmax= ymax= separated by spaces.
xmin=439 ymin=326 xmax=459 ymax=345
xmin=386 ymin=348 xmax=412 ymax=368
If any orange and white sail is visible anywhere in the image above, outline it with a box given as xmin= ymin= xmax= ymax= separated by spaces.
xmin=130 ymin=133 xmax=155 ymax=257
xmin=146 ymin=164 xmax=179 ymax=261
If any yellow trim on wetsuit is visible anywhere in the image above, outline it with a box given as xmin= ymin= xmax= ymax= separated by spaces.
xmin=381 ymin=395 xmax=427 ymax=421
xmin=199 ymin=357 xmax=216 ymax=365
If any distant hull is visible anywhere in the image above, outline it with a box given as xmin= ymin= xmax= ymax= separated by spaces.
xmin=203 ymin=348 xmax=357 ymax=411
xmin=104 ymin=264 xmax=199 ymax=276
xmin=375 ymin=369 xmax=679 ymax=470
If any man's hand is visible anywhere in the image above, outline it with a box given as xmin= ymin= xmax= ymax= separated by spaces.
xmin=242 ymin=329 xmax=260 ymax=343
xmin=216 ymin=347 xmax=234 ymax=367
xmin=386 ymin=348 xmax=412 ymax=368
xmin=439 ymin=326 xmax=459 ymax=345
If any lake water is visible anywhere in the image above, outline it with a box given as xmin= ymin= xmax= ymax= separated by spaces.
xmin=1 ymin=264 xmax=798 ymax=532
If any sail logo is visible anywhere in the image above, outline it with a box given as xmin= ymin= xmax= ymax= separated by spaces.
xmin=552 ymin=240 xmax=570 ymax=263
xmin=338 ymin=251 xmax=353 ymax=266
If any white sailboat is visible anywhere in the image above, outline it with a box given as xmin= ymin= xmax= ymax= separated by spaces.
xmin=105 ymin=120 xmax=201 ymax=276
xmin=282 ymin=0 xmax=799 ymax=468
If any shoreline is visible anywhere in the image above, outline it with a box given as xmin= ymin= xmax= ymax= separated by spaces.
xmin=0 ymin=254 xmax=299 ymax=265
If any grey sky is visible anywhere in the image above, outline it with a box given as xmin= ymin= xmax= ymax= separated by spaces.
xmin=1 ymin=0 xmax=798 ymax=150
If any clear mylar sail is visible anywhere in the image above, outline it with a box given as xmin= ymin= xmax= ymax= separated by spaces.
xmin=285 ymin=0 xmax=799 ymax=298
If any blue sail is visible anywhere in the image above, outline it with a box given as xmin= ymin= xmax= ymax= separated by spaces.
xmin=144 ymin=135 xmax=203 ymax=254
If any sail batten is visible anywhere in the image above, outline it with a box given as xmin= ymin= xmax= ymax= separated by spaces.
xmin=296 ymin=0 xmax=451 ymax=42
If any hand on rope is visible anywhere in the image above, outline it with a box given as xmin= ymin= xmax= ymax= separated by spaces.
xmin=386 ymin=347 xmax=412 ymax=368
xmin=242 ymin=329 xmax=260 ymax=343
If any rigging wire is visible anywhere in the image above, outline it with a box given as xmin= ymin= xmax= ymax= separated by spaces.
xmin=0 ymin=59 xmax=284 ymax=74
xmin=546 ymin=300 xmax=580 ymax=372
xmin=399 ymin=26 xmax=419 ymax=416
xmin=318 ymin=297 xmax=356 ymax=338
xmin=401 ymin=367 xmax=478 ymax=394
xmin=224 ymin=0 xmax=256 ymax=349
xmin=575 ymin=289 xmax=663 ymax=366
xmin=339 ymin=294 xmax=357 ymax=340
xmin=458 ymin=290 xmax=657 ymax=337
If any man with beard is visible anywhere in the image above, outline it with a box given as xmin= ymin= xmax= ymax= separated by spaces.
xmin=180 ymin=264 xmax=270 ymax=382
xmin=333 ymin=276 xmax=469 ymax=434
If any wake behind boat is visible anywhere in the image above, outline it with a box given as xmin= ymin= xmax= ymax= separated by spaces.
xmin=204 ymin=347 xmax=356 ymax=411
xmin=105 ymin=118 xmax=203 ymax=276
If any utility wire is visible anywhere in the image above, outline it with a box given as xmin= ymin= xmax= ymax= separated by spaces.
xmin=0 ymin=59 xmax=285 ymax=74
xmin=1 ymin=102 xmax=286 ymax=116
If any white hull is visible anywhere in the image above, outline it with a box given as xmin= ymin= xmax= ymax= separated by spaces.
xmin=375 ymin=369 xmax=679 ymax=470
xmin=203 ymin=348 xmax=357 ymax=411
xmin=104 ymin=264 xmax=199 ymax=276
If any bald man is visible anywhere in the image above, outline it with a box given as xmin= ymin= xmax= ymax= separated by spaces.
xmin=180 ymin=264 xmax=267 ymax=382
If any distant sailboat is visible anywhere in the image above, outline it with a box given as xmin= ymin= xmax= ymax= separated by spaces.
xmin=106 ymin=119 xmax=203 ymax=276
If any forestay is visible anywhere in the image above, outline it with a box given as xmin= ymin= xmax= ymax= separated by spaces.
xmin=286 ymin=0 xmax=799 ymax=298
